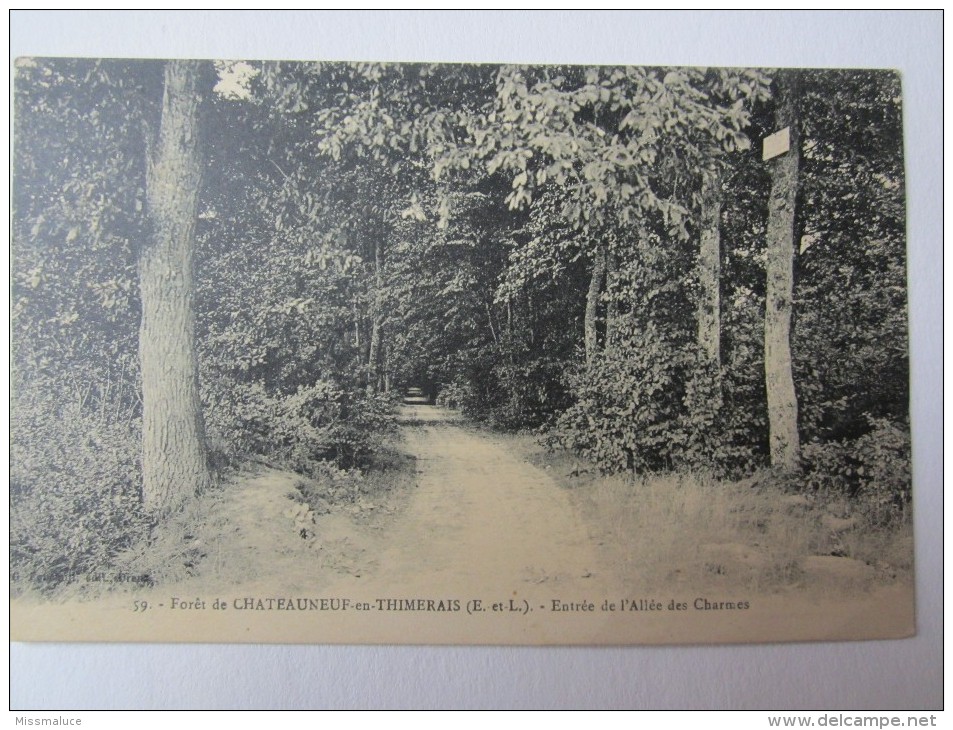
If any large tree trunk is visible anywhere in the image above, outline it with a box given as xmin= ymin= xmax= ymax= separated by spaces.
xmin=140 ymin=60 xmax=211 ymax=514
xmin=764 ymin=71 xmax=801 ymax=471
xmin=584 ymin=244 xmax=607 ymax=364
xmin=698 ymin=166 xmax=723 ymax=404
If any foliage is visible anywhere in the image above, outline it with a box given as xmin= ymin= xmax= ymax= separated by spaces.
xmin=548 ymin=322 xmax=687 ymax=473
xmin=802 ymin=416 xmax=911 ymax=526
xmin=10 ymin=375 xmax=149 ymax=591
xmin=12 ymin=58 xmax=152 ymax=422
xmin=11 ymin=59 xmax=158 ymax=591
xmin=460 ymin=66 xmax=771 ymax=231
xmin=204 ymin=378 xmax=398 ymax=474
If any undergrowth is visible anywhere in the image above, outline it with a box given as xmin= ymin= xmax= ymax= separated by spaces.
xmin=10 ymin=380 xmax=149 ymax=596
xmin=516 ymin=433 xmax=913 ymax=595
xmin=11 ymin=370 xmax=410 ymax=595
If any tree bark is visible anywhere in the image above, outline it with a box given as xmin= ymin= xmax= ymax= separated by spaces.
xmin=604 ymin=250 xmax=619 ymax=347
xmin=140 ymin=60 xmax=211 ymax=514
xmin=367 ymin=235 xmax=383 ymax=392
xmin=584 ymin=244 xmax=607 ymax=364
xmin=698 ymin=166 xmax=723 ymax=404
xmin=764 ymin=70 xmax=801 ymax=471
xmin=485 ymin=300 xmax=501 ymax=351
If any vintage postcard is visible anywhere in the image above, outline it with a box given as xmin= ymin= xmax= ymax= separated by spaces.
xmin=10 ymin=59 xmax=914 ymax=644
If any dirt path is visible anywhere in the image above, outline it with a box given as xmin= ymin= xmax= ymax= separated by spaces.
xmin=324 ymin=404 xmax=611 ymax=596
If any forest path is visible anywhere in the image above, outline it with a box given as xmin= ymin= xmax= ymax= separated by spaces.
xmin=322 ymin=404 xmax=613 ymax=597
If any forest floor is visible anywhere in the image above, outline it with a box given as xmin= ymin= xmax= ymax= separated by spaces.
xmin=12 ymin=404 xmax=915 ymax=643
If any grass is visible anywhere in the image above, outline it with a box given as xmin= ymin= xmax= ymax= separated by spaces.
xmin=513 ymin=432 xmax=914 ymax=596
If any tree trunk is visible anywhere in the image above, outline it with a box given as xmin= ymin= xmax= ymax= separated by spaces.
xmin=764 ymin=70 xmax=801 ymax=471
xmin=584 ymin=244 xmax=607 ymax=364
xmin=140 ymin=60 xmax=211 ymax=515
xmin=605 ymin=250 xmax=619 ymax=347
xmin=698 ymin=166 xmax=723 ymax=404
xmin=485 ymin=300 xmax=501 ymax=351
xmin=367 ymin=235 xmax=383 ymax=392
xmin=139 ymin=61 xmax=211 ymax=515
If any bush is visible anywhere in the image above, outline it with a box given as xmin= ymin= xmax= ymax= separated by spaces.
xmin=203 ymin=377 xmax=398 ymax=475
xmin=801 ymin=415 xmax=911 ymax=525
xmin=545 ymin=326 xmax=771 ymax=478
xmin=435 ymin=377 xmax=475 ymax=410
xmin=438 ymin=369 xmax=559 ymax=431
xmin=547 ymin=323 xmax=688 ymax=473
xmin=487 ymin=356 xmax=571 ymax=430
xmin=679 ymin=357 xmax=767 ymax=477
xmin=11 ymin=382 xmax=150 ymax=592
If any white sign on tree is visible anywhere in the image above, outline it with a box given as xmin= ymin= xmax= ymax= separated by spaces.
xmin=763 ymin=126 xmax=791 ymax=161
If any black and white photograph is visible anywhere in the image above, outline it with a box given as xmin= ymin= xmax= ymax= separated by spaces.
xmin=11 ymin=56 xmax=915 ymax=645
